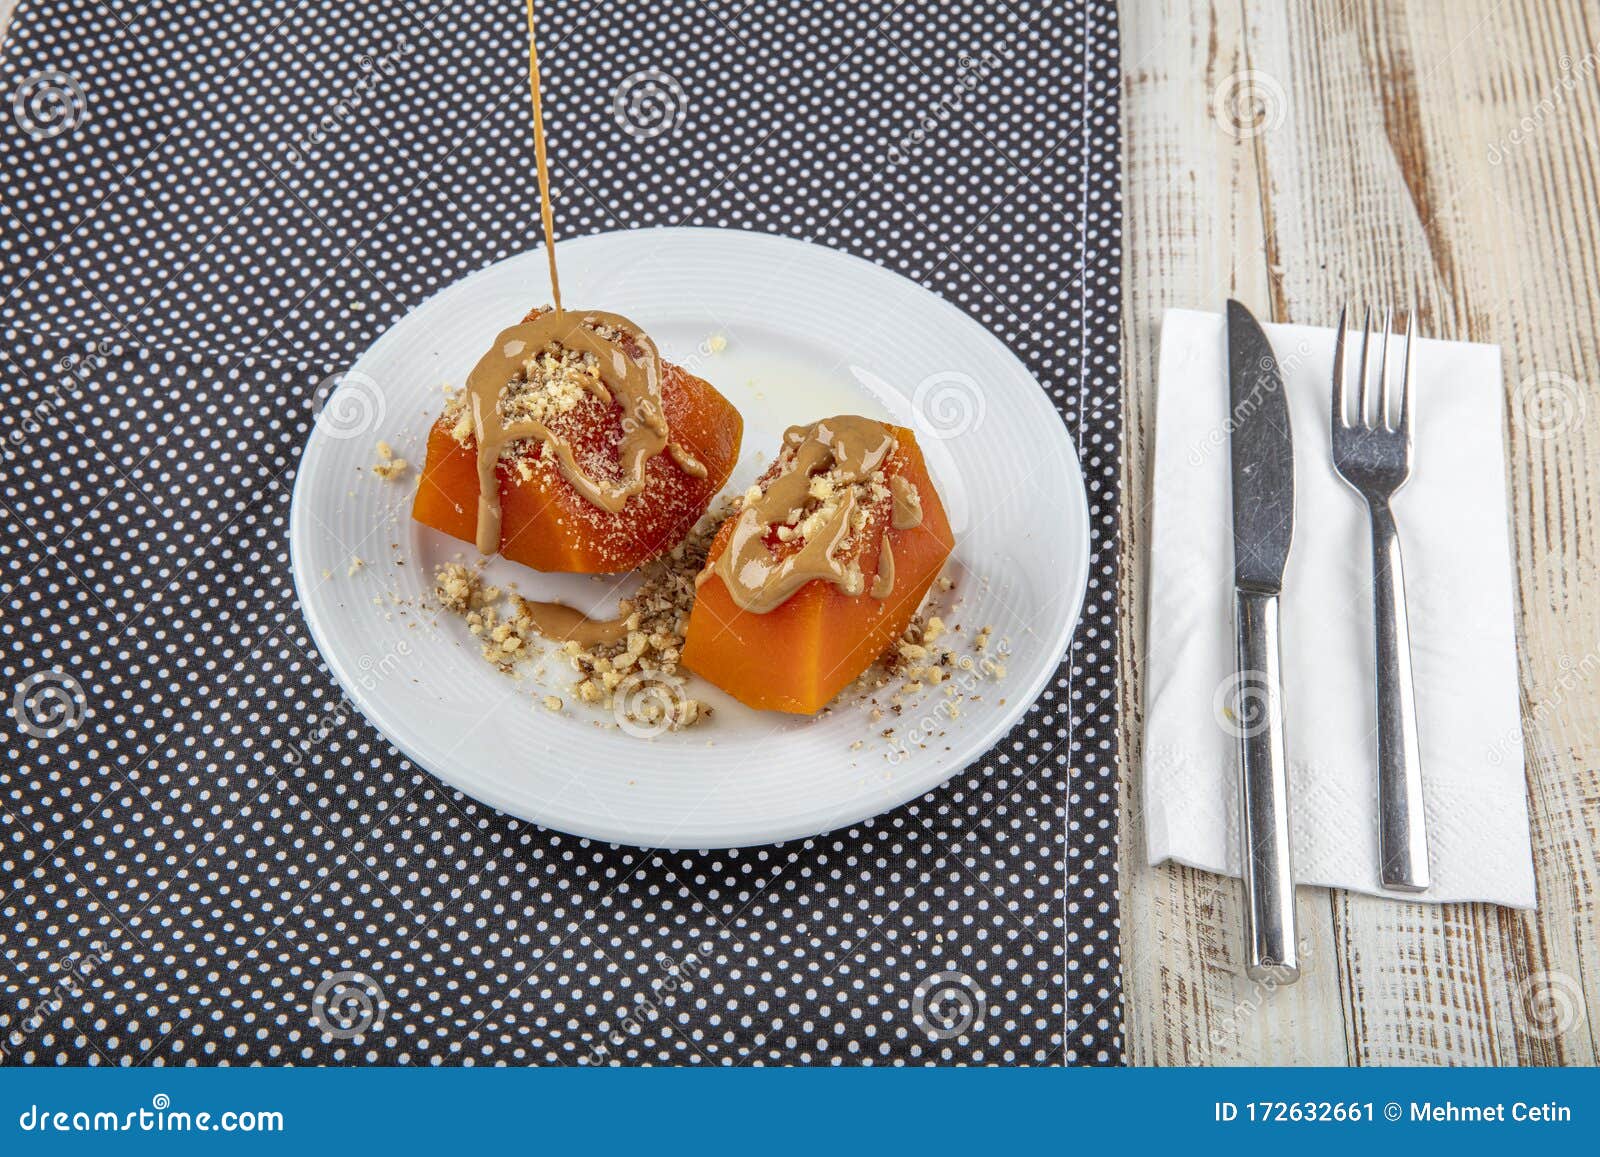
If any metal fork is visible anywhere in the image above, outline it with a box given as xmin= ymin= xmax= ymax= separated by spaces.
xmin=1330 ymin=307 xmax=1431 ymax=893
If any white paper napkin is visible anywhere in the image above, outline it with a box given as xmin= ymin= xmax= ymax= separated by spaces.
xmin=1143 ymin=309 xmax=1535 ymax=908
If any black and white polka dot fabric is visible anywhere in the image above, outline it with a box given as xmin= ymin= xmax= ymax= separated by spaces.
xmin=0 ymin=0 xmax=1122 ymax=1065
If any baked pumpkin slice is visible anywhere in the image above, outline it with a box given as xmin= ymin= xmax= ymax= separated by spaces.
xmin=682 ymin=415 xmax=954 ymax=714
xmin=412 ymin=307 xmax=744 ymax=573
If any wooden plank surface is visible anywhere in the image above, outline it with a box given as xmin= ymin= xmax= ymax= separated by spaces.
xmin=1121 ymin=0 xmax=1600 ymax=1064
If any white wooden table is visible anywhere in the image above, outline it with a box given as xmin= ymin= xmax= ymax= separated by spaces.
xmin=1121 ymin=0 xmax=1599 ymax=1064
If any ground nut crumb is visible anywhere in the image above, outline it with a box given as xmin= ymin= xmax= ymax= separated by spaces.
xmin=440 ymin=314 xmax=629 ymax=457
xmin=428 ymin=518 xmax=977 ymax=749
xmin=839 ymin=572 xmax=1009 ymax=753
xmin=371 ymin=439 xmax=409 ymax=481
xmin=427 ymin=502 xmax=726 ymax=735
xmin=434 ymin=562 xmax=478 ymax=613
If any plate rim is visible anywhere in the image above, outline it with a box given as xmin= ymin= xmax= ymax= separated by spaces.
xmin=289 ymin=225 xmax=1091 ymax=848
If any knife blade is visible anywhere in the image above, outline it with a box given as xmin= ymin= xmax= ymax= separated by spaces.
xmin=1225 ymin=299 xmax=1300 ymax=982
xmin=1228 ymin=301 xmax=1295 ymax=592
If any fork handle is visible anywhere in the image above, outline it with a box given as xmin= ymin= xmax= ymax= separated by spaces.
xmin=1368 ymin=500 xmax=1431 ymax=892
xmin=1234 ymin=589 xmax=1299 ymax=982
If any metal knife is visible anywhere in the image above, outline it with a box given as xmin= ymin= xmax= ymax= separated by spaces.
xmin=1225 ymin=299 xmax=1300 ymax=983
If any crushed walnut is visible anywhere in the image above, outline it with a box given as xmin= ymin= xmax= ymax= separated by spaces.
xmin=430 ymin=564 xmax=531 ymax=672
xmin=433 ymin=561 xmax=477 ymax=614
xmin=371 ymin=440 xmax=409 ymax=481
xmin=441 ymin=315 xmax=631 ymax=454
xmin=429 ymin=504 xmax=724 ymax=735
xmin=836 ymin=578 xmax=1011 ymax=757
xmin=557 ymin=506 xmax=721 ymax=725
xmin=747 ymin=434 xmax=896 ymax=600
xmin=498 ymin=343 xmax=596 ymax=427
xmin=429 ymin=477 xmax=987 ymax=751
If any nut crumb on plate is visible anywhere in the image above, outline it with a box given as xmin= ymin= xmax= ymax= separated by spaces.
xmin=429 ymin=506 xmax=725 ymax=735
xmin=371 ymin=439 xmax=409 ymax=481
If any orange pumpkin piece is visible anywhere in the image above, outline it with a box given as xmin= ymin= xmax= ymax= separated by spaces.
xmin=411 ymin=310 xmax=743 ymax=573
xmin=682 ymin=421 xmax=954 ymax=714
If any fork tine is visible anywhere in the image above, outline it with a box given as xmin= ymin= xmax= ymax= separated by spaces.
xmin=1378 ymin=306 xmax=1394 ymax=430
xmin=1399 ymin=310 xmax=1415 ymax=438
xmin=1357 ymin=306 xmax=1373 ymax=428
xmin=1332 ymin=304 xmax=1348 ymax=429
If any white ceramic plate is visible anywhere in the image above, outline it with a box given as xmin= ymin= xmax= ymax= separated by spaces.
xmin=289 ymin=227 xmax=1089 ymax=848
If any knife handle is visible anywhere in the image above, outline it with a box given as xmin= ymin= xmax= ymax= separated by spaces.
xmin=1233 ymin=589 xmax=1300 ymax=982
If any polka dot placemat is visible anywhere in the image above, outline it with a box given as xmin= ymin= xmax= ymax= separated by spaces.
xmin=0 ymin=0 xmax=1122 ymax=1065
